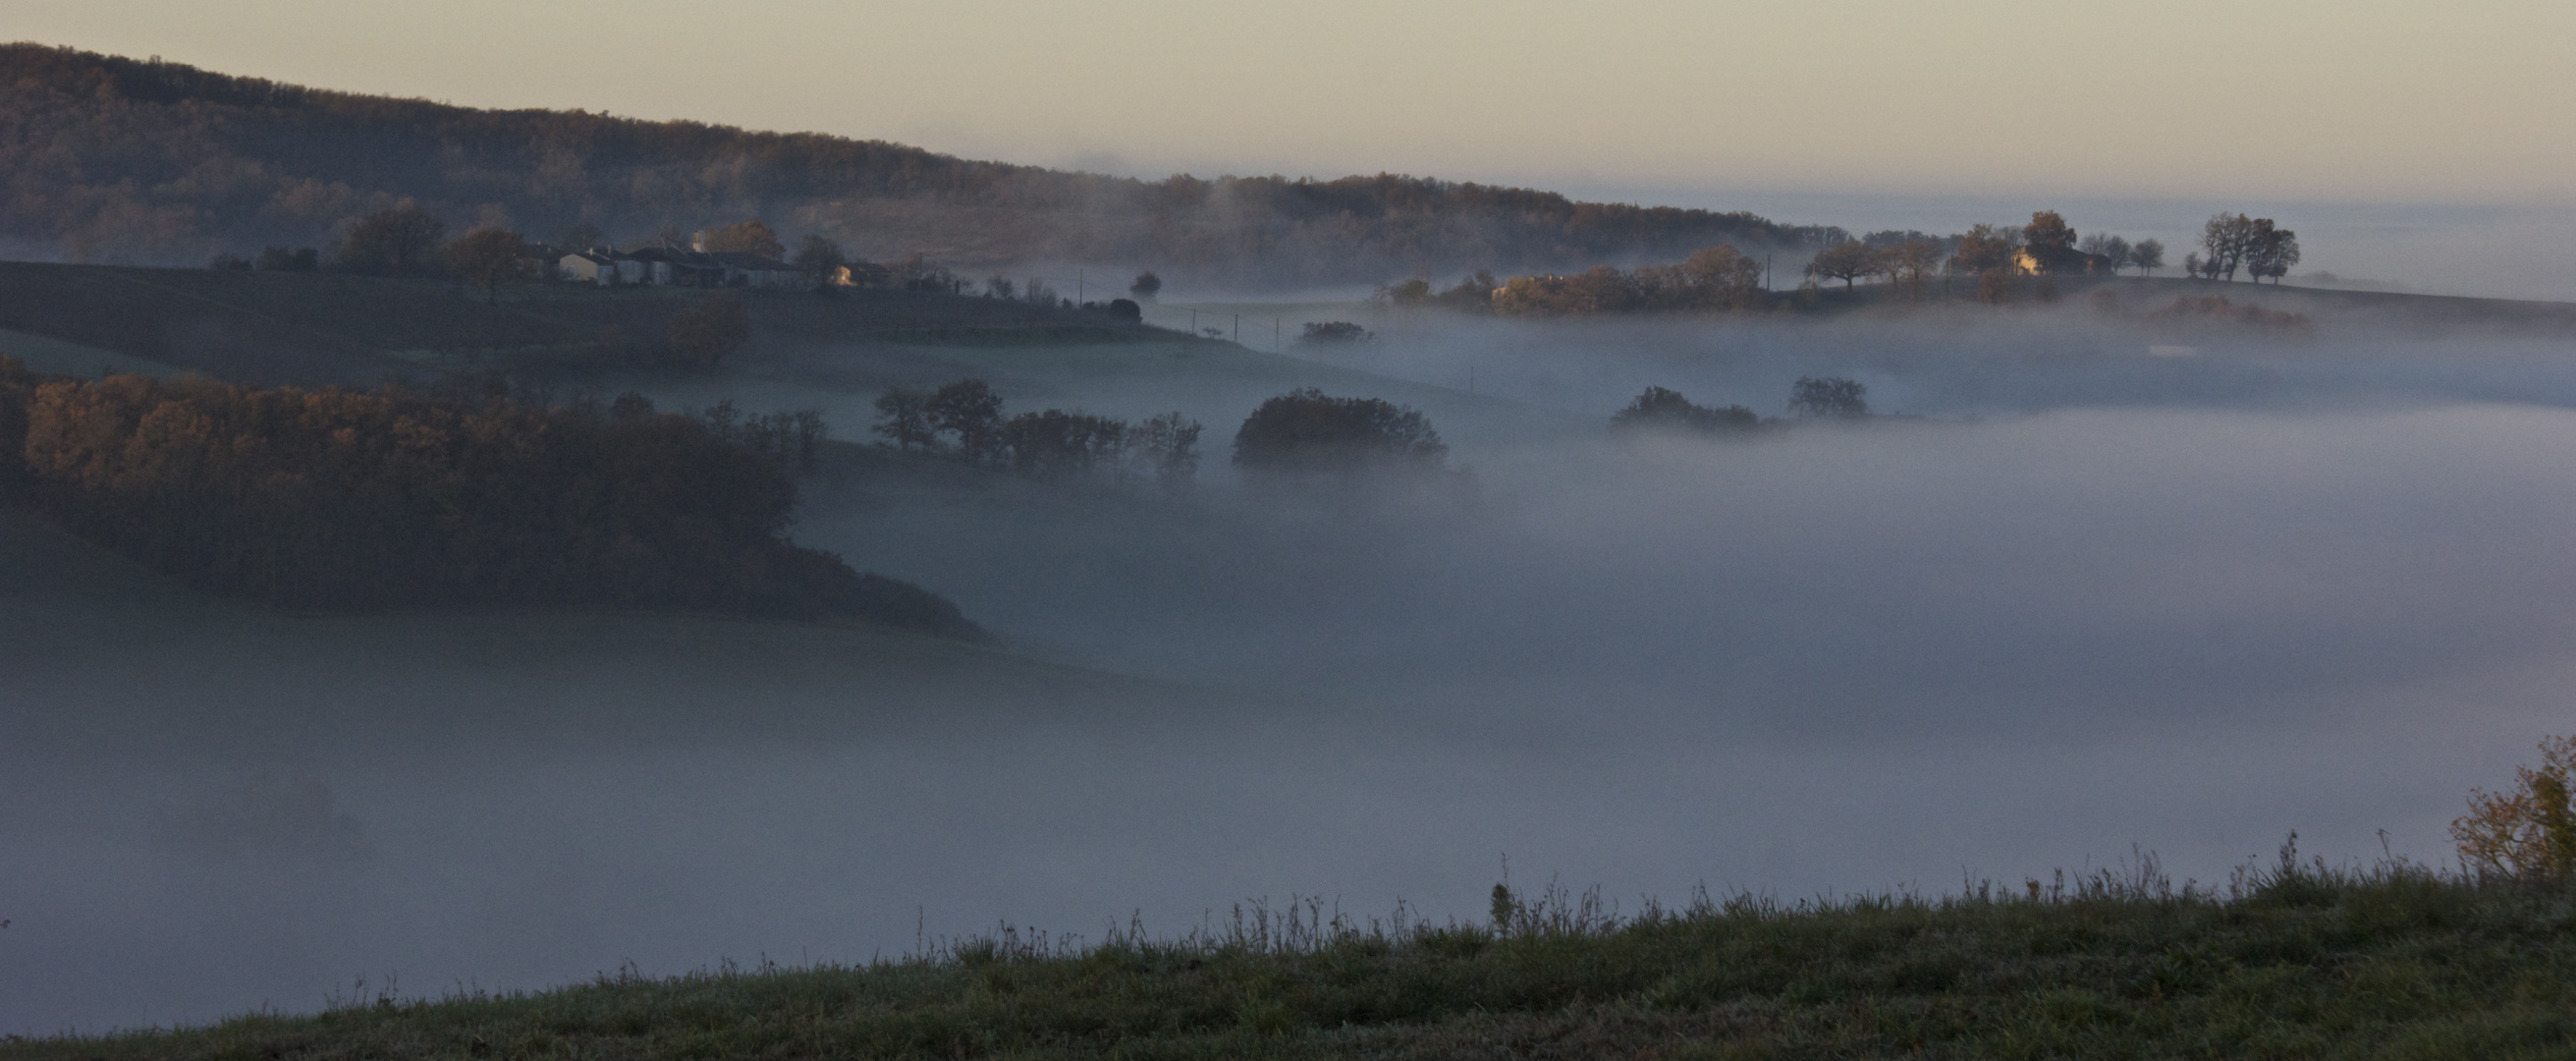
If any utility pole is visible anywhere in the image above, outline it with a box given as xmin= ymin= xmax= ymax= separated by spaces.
xmin=1076 ymin=269 xmax=1084 ymax=304
xmin=1274 ymin=317 xmax=1281 ymax=352
xmin=1189 ymin=308 xmax=1197 ymax=335
xmin=1233 ymin=314 xmax=1240 ymax=344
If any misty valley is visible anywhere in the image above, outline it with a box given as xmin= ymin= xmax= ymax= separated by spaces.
xmin=5 ymin=41 xmax=2576 ymax=1059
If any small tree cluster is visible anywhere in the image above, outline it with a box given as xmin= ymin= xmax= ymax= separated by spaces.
xmin=1377 ymin=271 xmax=1500 ymax=312
xmin=695 ymin=398 xmax=829 ymax=475
xmin=1609 ymin=386 xmax=1762 ymax=436
xmin=1787 ymin=376 xmax=1868 ymax=419
xmin=1232 ymin=388 xmax=1448 ymax=475
xmin=872 ymin=379 xmax=1202 ymax=493
xmin=1298 ymin=321 xmax=1376 ymax=345
xmin=2194 ymin=214 xmax=2300 ymax=283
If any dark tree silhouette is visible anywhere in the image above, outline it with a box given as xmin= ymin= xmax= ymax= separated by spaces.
xmin=1788 ymin=376 xmax=1868 ymax=419
xmin=337 ymin=201 xmax=445 ymax=276
xmin=1232 ymin=388 xmax=1447 ymax=474
xmin=1298 ymin=321 xmax=1375 ymax=344
xmin=925 ymin=379 xmax=1006 ymax=464
xmin=871 ymin=387 xmax=934 ymax=451
xmin=1807 ymin=242 xmax=1882 ymax=289
xmin=1128 ymin=271 xmax=1163 ymax=301
xmin=445 ymin=227 xmax=532 ymax=304
xmin=794 ymin=234 xmax=847 ymax=287
xmin=2246 ymin=223 xmax=2301 ymax=284
xmin=1610 ymin=386 xmax=1761 ymax=435
xmin=2129 ymin=238 xmax=2165 ymax=276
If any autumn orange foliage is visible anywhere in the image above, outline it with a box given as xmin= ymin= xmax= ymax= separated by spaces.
xmin=2450 ymin=735 xmax=2576 ymax=878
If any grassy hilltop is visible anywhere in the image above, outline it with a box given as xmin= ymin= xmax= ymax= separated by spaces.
xmin=6 ymin=854 xmax=2570 ymax=1060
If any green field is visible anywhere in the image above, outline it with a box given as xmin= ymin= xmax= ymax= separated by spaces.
xmin=5 ymin=856 xmax=2569 ymax=1060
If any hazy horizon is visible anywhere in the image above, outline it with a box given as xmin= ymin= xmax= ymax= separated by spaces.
xmin=5 ymin=1 xmax=2565 ymax=205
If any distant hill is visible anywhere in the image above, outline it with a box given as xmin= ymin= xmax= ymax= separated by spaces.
xmin=0 ymin=43 xmax=1836 ymax=287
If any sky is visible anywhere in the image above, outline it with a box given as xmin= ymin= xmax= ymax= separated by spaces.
xmin=5 ymin=0 xmax=2571 ymax=205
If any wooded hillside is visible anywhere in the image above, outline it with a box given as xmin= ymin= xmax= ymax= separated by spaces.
xmin=0 ymin=358 xmax=981 ymax=635
xmin=0 ymin=43 xmax=1828 ymax=285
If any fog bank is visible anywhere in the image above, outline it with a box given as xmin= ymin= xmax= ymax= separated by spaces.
xmin=10 ymin=386 xmax=2575 ymax=1033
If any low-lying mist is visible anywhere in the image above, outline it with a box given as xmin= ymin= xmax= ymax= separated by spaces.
xmin=7 ymin=307 xmax=2576 ymax=1035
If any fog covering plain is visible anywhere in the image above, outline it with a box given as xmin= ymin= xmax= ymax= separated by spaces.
xmin=8 ymin=298 xmax=2576 ymax=1034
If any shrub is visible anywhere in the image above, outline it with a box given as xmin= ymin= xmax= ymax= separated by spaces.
xmin=2451 ymin=734 xmax=2576 ymax=878
xmin=1233 ymin=388 xmax=1446 ymax=475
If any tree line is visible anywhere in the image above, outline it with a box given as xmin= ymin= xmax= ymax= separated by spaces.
xmin=1383 ymin=206 xmax=2308 ymax=316
xmin=873 ymin=381 xmax=1204 ymax=493
xmin=0 ymin=44 xmax=1840 ymax=286
xmin=0 ymin=357 xmax=979 ymax=636
xmin=1608 ymin=377 xmax=1869 ymax=437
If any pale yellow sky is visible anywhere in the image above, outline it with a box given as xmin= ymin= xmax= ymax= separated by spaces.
xmin=7 ymin=0 xmax=2570 ymax=204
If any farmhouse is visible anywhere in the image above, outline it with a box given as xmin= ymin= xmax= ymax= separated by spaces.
xmin=555 ymin=250 xmax=619 ymax=284
xmin=2012 ymin=247 xmax=2120 ymax=276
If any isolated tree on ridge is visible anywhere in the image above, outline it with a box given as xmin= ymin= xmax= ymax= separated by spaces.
xmin=2129 ymin=239 xmax=2165 ymax=276
xmin=1807 ymin=241 xmax=1882 ymax=289
xmin=2245 ymin=223 xmax=2300 ymax=285
xmin=1128 ymin=271 xmax=1163 ymax=301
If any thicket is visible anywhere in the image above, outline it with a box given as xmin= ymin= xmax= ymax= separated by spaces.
xmin=0 ymin=44 xmax=1834 ymax=284
xmin=0 ymin=358 xmax=978 ymax=636
xmin=873 ymin=380 xmax=1203 ymax=493
xmin=1232 ymin=389 xmax=1450 ymax=477
xmin=1609 ymin=386 xmax=1763 ymax=436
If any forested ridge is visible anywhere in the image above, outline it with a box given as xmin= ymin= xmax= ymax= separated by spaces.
xmin=0 ymin=43 xmax=1824 ymax=285
xmin=0 ymin=357 xmax=979 ymax=635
